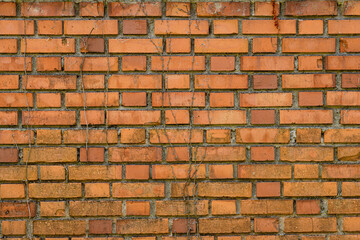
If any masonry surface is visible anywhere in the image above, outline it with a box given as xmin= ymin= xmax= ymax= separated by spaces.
xmin=1 ymin=0 xmax=360 ymax=239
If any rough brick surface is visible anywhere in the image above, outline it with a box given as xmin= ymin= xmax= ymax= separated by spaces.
xmin=0 ymin=1 xmax=358 ymax=239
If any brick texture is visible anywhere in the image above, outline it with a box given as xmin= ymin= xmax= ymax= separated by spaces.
xmin=0 ymin=1 xmax=357 ymax=239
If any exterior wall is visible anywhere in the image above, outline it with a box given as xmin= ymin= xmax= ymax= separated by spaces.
xmin=0 ymin=0 xmax=360 ymax=239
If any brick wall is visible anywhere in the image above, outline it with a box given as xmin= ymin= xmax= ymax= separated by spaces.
xmin=0 ymin=0 xmax=360 ymax=239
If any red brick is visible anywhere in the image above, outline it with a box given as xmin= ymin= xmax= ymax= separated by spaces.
xmin=0 ymin=20 xmax=34 ymax=35
xmin=166 ymin=147 xmax=189 ymax=162
xmin=194 ymin=110 xmax=246 ymax=125
xmin=283 ymin=38 xmax=335 ymax=53
xmin=251 ymin=110 xmax=275 ymax=125
xmin=21 ymin=2 xmax=75 ymax=16
xmin=0 ymin=130 xmax=34 ymax=145
xmin=0 ymin=202 xmax=36 ymax=218
xmin=199 ymin=218 xmax=251 ymax=234
xmin=299 ymin=56 xmax=323 ymax=71
xmin=242 ymin=20 xmax=296 ymax=34
xmin=109 ymin=2 xmax=161 ymax=17
xmin=0 ymin=2 xmax=16 ymax=16
xmin=193 ymin=146 xmax=246 ymax=162
xmin=89 ymin=220 xmax=112 ymax=234
xmin=282 ymin=74 xmax=335 ymax=89
xmin=123 ymin=20 xmax=147 ymax=35
xmin=240 ymin=93 xmax=292 ymax=107
xmin=109 ymin=147 xmax=162 ymax=163
xmin=195 ymin=75 xmax=248 ymax=89
xmin=241 ymin=200 xmax=293 ymax=215
xmin=296 ymin=200 xmax=321 ymax=215
xmin=280 ymin=147 xmax=333 ymax=162
xmin=122 ymin=56 xmax=146 ymax=72
xmin=122 ymin=92 xmax=147 ymax=107
xmin=238 ymin=165 xmax=291 ymax=179
xmin=37 ymin=93 xmax=61 ymax=108
xmin=254 ymin=2 xmax=279 ymax=16
xmin=284 ymin=218 xmax=337 ymax=233
xmin=327 ymin=91 xmax=360 ymax=106
xmin=80 ymin=38 xmax=104 ymax=53
xmin=241 ymin=56 xmax=294 ymax=71
xmin=214 ymin=20 xmax=238 ymax=35
xmin=283 ymin=182 xmax=337 ymax=197
xmin=80 ymin=2 xmax=104 ymax=16
xmin=0 ymin=148 xmax=18 ymax=163
xmin=253 ymin=75 xmax=277 ymax=90
xmin=38 ymin=20 xmax=63 ymax=35
xmin=64 ymin=57 xmax=118 ymax=72
xmin=37 ymin=57 xmax=61 ymax=72
xmin=197 ymin=2 xmax=250 ymax=16
xmin=251 ymin=147 xmax=275 ymax=161
xmin=64 ymin=20 xmax=118 ymax=35
xmin=150 ymin=129 xmax=203 ymax=144
xmin=126 ymin=165 xmax=149 ymax=180
xmin=156 ymin=200 xmax=208 ymax=216
xmin=121 ymin=129 xmax=145 ymax=144
xmin=210 ymin=93 xmax=234 ymax=107
xmin=299 ymin=20 xmax=324 ymax=35
xmin=299 ymin=92 xmax=323 ymax=106
xmin=211 ymin=56 xmax=235 ymax=72
xmin=256 ymin=182 xmax=281 ymax=197
xmin=253 ymin=38 xmax=277 ymax=53
xmin=155 ymin=20 xmax=209 ymax=35
xmin=342 ymin=74 xmax=360 ymax=88
xmin=326 ymin=56 xmax=360 ymax=70
xmin=151 ymin=56 xmax=205 ymax=71
xmin=254 ymin=218 xmax=279 ymax=233
xmin=237 ymin=128 xmax=290 ymax=143
xmin=285 ymin=0 xmax=337 ymax=16
xmin=166 ymin=2 xmax=190 ymax=17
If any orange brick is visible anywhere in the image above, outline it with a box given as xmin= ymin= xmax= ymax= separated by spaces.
xmin=113 ymin=182 xmax=164 ymax=198
xmin=299 ymin=92 xmax=323 ymax=106
xmin=21 ymin=2 xmax=75 ymax=16
xmin=40 ymin=166 xmax=65 ymax=180
xmin=256 ymin=182 xmax=280 ymax=197
xmin=206 ymin=129 xmax=231 ymax=144
xmin=211 ymin=56 xmax=235 ymax=72
xmin=282 ymin=38 xmax=335 ymax=53
xmin=155 ymin=20 xmax=209 ymax=35
xmin=0 ymin=20 xmax=34 ymax=35
xmin=197 ymin=2 xmax=250 ymax=16
xmin=251 ymin=147 xmax=275 ymax=161
xmin=121 ymin=129 xmax=145 ymax=144
xmin=284 ymin=218 xmax=336 ymax=233
xmin=0 ymin=2 xmax=16 ymax=16
xmin=209 ymin=164 xmax=233 ymax=179
xmin=80 ymin=148 xmax=105 ymax=162
xmin=279 ymin=110 xmax=333 ymax=125
xmin=241 ymin=200 xmax=293 ymax=215
xmin=166 ymin=2 xmax=190 ymax=17
xmin=2 ymin=220 xmax=26 ymax=235
xmin=195 ymin=75 xmax=248 ymax=90
xmin=344 ymin=1 xmax=360 ymax=15
xmin=253 ymin=75 xmax=277 ymax=90
xmin=198 ymin=182 xmax=251 ymax=198
xmin=238 ymin=165 xmax=291 ymax=179
xmin=152 ymin=92 xmax=205 ymax=107
xmin=64 ymin=57 xmax=118 ymax=72
xmin=109 ymin=2 xmax=161 ymax=17
xmin=325 ymin=129 xmax=360 ymax=143
xmin=253 ymin=38 xmax=277 ymax=53
xmin=21 ymin=38 xmax=75 ymax=53
xmin=0 ymin=184 xmax=25 ymax=199
xmin=85 ymin=183 xmax=110 ymax=198
xmin=193 ymin=110 xmax=246 ymax=125
xmin=210 ymin=92 xmax=234 ymax=107
xmin=285 ymin=0 xmax=337 ymax=16
xmin=0 ymin=75 xmax=19 ymax=90
xmin=211 ymin=200 xmax=237 ymax=215
xmin=166 ymin=38 xmax=191 ymax=53
xmin=299 ymin=20 xmax=324 ymax=35
xmin=282 ymin=74 xmax=335 ymax=89
xmin=37 ymin=57 xmax=61 ymax=72
xmin=109 ymin=39 xmax=162 ymax=53
xmin=40 ymin=201 xmax=65 ymax=217
xmin=108 ymin=110 xmax=160 ymax=125
xmin=68 ymin=165 xmax=122 ymax=181
xmin=254 ymin=218 xmax=279 ymax=233
xmin=283 ymin=182 xmax=337 ymax=197
xmin=122 ymin=92 xmax=147 ymax=107
xmin=296 ymin=200 xmax=321 ymax=215
xmin=241 ymin=56 xmax=294 ymax=71
xmin=0 ymin=57 xmax=32 ymax=72
xmin=80 ymin=38 xmax=104 ymax=53
xmin=240 ymin=93 xmax=292 ymax=107
xmin=37 ymin=93 xmax=61 ymax=108
xmin=80 ymin=2 xmax=104 ymax=16
xmin=242 ymin=20 xmax=296 ymax=34
xmin=126 ymin=165 xmax=149 ymax=180
xmin=214 ymin=20 xmax=238 ymax=35
xmin=63 ymin=129 xmax=118 ymax=144
xmin=0 ymin=111 xmax=18 ymax=126
xmin=165 ymin=110 xmax=190 ymax=125
xmin=254 ymin=2 xmax=279 ymax=16
xmin=0 ymin=39 xmax=17 ymax=53
xmin=199 ymin=218 xmax=250 ymax=234
xmin=65 ymin=92 xmax=119 ymax=107
xmin=298 ymin=56 xmax=323 ymax=71
xmin=109 ymin=75 xmax=161 ymax=89
xmin=38 ymin=20 xmax=63 ymax=35
xmin=251 ymin=110 xmax=275 ymax=125
xmin=22 ymin=111 xmax=76 ymax=126
xmin=36 ymin=129 xmax=61 ymax=145
xmin=195 ymin=39 xmax=248 ymax=53
xmin=193 ymin=146 xmax=246 ymax=162
xmin=126 ymin=201 xmax=150 ymax=216
xmin=294 ymin=164 xmax=319 ymax=179
xmin=83 ymin=75 xmax=105 ymax=89
xmin=296 ymin=128 xmax=322 ymax=143
xmin=151 ymin=56 xmax=205 ymax=71
xmin=64 ymin=20 xmax=118 ymax=35
xmin=80 ymin=110 xmax=105 ymax=125
xmin=237 ymin=128 xmax=290 ymax=143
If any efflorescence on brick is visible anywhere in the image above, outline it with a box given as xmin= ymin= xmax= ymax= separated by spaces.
xmin=0 ymin=0 xmax=360 ymax=238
